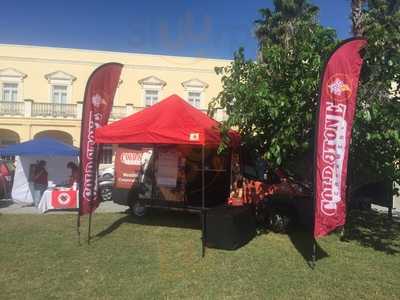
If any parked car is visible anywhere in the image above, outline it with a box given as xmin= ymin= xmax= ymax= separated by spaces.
xmin=230 ymin=151 xmax=313 ymax=232
xmin=99 ymin=166 xmax=114 ymax=180
xmin=231 ymin=147 xmax=393 ymax=232
xmin=0 ymin=160 xmax=15 ymax=199
xmin=98 ymin=166 xmax=114 ymax=201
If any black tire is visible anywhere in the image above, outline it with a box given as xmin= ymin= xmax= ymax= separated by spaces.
xmin=130 ymin=200 xmax=147 ymax=217
xmin=0 ymin=180 xmax=6 ymax=200
xmin=254 ymin=202 xmax=269 ymax=226
xmin=359 ymin=197 xmax=372 ymax=211
xmin=268 ymin=209 xmax=291 ymax=233
xmin=100 ymin=185 xmax=113 ymax=202
xmin=103 ymin=173 xmax=113 ymax=179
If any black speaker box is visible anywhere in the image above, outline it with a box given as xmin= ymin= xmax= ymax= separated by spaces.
xmin=205 ymin=205 xmax=256 ymax=250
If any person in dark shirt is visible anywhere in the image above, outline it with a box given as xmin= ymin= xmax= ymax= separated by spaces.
xmin=67 ymin=162 xmax=79 ymax=187
xmin=32 ymin=160 xmax=48 ymax=206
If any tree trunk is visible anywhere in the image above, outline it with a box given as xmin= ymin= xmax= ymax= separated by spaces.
xmin=351 ymin=0 xmax=365 ymax=37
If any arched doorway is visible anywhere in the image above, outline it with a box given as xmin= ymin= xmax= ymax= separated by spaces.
xmin=0 ymin=129 xmax=20 ymax=146
xmin=0 ymin=128 xmax=20 ymax=160
xmin=34 ymin=130 xmax=73 ymax=145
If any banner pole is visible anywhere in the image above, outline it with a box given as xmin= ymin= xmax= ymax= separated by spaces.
xmin=201 ymin=145 xmax=206 ymax=258
xmin=311 ymin=238 xmax=316 ymax=269
xmin=88 ymin=210 xmax=92 ymax=244
xmin=77 ymin=214 xmax=81 ymax=245
xmin=87 ymin=143 xmax=99 ymax=245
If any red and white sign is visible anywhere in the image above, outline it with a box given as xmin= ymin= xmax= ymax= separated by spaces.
xmin=314 ymin=38 xmax=367 ymax=238
xmin=79 ymin=63 xmax=123 ymax=215
xmin=51 ymin=190 xmax=78 ymax=209
xmin=114 ymin=147 xmax=152 ymax=189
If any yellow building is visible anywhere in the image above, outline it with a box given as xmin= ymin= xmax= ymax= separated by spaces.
xmin=0 ymin=43 xmax=229 ymax=161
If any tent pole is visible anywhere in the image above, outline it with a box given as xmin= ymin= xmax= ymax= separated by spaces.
xmin=201 ymin=145 xmax=206 ymax=257
xmin=77 ymin=166 xmax=81 ymax=245
xmin=311 ymin=238 xmax=316 ymax=269
xmin=88 ymin=210 xmax=92 ymax=244
xmin=77 ymin=158 xmax=82 ymax=246
xmin=77 ymin=214 xmax=81 ymax=245
xmin=87 ymin=144 xmax=99 ymax=245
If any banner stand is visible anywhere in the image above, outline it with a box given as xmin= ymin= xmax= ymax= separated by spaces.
xmin=310 ymin=38 xmax=367 ymax=266
xmin=87 ymin=143 xmax=99 ymax=245
xmin=77 ymin=217 xmax=81 ymax=246
xmin=313 ymin=37 xmax=366 ymax=239
xmin=311 ymin=239 xmax=316 ymax=269
xmin=76 ymin=62 xmax=122 ymax=245
xmin=88 ymin=211 xmax=93 ymax=244
xmin=201 ymin=145 xmax=206 ymax=258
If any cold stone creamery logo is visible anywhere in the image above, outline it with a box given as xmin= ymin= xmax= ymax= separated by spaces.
xmin=320 ymin=101 xmax=347 ymax=216
xmin=91 ymin=93 xmax=107 ymax=128
xmin=327 ymin=74 xmax=352 ymax=102
xmin=57 ymin=192 xmax=71 ymax=205
xmin=120 ymin=152 xmax=142 ymax=166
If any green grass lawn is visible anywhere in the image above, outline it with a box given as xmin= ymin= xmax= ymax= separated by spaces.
xmin=0 ymin=209 xmax=399 ymax=299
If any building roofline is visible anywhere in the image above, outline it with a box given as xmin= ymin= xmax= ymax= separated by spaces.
xmin=0 ymin=43 xmax=232 ymax=63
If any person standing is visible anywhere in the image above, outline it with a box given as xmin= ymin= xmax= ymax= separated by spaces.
xmin=66 ymin=161 xmax=79 ymax=187
xmin=32 ymin=160 xmax=48 ymax=206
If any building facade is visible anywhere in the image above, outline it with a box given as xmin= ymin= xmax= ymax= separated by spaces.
xmin=0 ymin=44 xmax=229 ymax=162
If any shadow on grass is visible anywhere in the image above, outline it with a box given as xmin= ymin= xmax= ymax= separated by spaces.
xmin=254 ymin=221 xmax=328 ymax=266
xmin=94 ymin=209 xmax=201 ymax=240
xmin=342 ymin=209 xmax=400 ymax=255
xmin=288 ymin=229 xmax=329 ymax=266
xmin=0 ymin=199 xmax=14 ymax=209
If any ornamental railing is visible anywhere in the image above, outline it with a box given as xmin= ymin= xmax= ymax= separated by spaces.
xmin=0 ymin=101 xmax=25 ymax=116
xmin=32 ymin=102 xmax=77 ymax=118
xmin=110 ymin=106 xmax=128 ymax=120
xmin=0 ymin=100 xmax=227 ymax=122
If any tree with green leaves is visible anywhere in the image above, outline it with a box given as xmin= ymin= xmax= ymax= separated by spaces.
xmin=209 ymin=0 xmax=337 ymax=179
xmin=350 ymin=0 xmax=400 ymax=186
xmin=210 ymin=0 xmax=399 ymax=185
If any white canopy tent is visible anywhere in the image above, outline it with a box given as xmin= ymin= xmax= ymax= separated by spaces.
xmin=12 ymin=155 xmax=78 ymax=204
xmin=0 ymin=138 xmax=79 ymax=204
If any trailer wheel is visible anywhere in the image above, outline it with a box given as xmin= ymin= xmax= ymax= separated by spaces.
xmin=131 ymin=200 xmax=147 ymax=217
xmin=269 ymin=210 xmax=291 ymax=233
xmin=99 ymin=185 xmax=113 ymax=202
xmin=359 ymin=197 xmax=372 ymax=211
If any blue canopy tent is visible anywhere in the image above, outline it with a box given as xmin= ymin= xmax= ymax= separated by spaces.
xmin=0 ymin=138 xmax=79 ymax=204
xmin=0 ymin=137 xmax=79 ymax=156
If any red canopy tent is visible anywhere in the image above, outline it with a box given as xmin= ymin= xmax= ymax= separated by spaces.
xmin=95 ymin=94 xmax=240 ymax=256
xmin=95 ymin=94 xmax=239 ymax=146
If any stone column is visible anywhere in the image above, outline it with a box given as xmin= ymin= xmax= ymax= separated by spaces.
xmin=126 ymin=103 xmax=134 ymax=116
xmin=24 ymin=99 xmax=33 ymax=117
xmin=77 ymin=101 xmax=83 ymax=119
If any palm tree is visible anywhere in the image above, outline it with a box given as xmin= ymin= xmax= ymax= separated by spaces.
xmin=351 ymin=0 xmax=366 ymax=37
xmin=254 ymin=0 xmax=319 ymax=61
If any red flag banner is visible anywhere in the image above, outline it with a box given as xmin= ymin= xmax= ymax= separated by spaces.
xmin=314 ymin=38 xmax=367 ymax=238
xmin=79 ymin=63 xmax=123 ymax=215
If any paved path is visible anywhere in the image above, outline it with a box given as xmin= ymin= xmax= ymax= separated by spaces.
xmin=1 ymin=194 xmax=399 ymax=217
xmin=0 ymin=199 xmax=127 ymax=214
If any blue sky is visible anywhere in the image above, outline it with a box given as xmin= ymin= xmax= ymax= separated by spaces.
xmin=0 ymin=0 xmax=352 ymax=59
